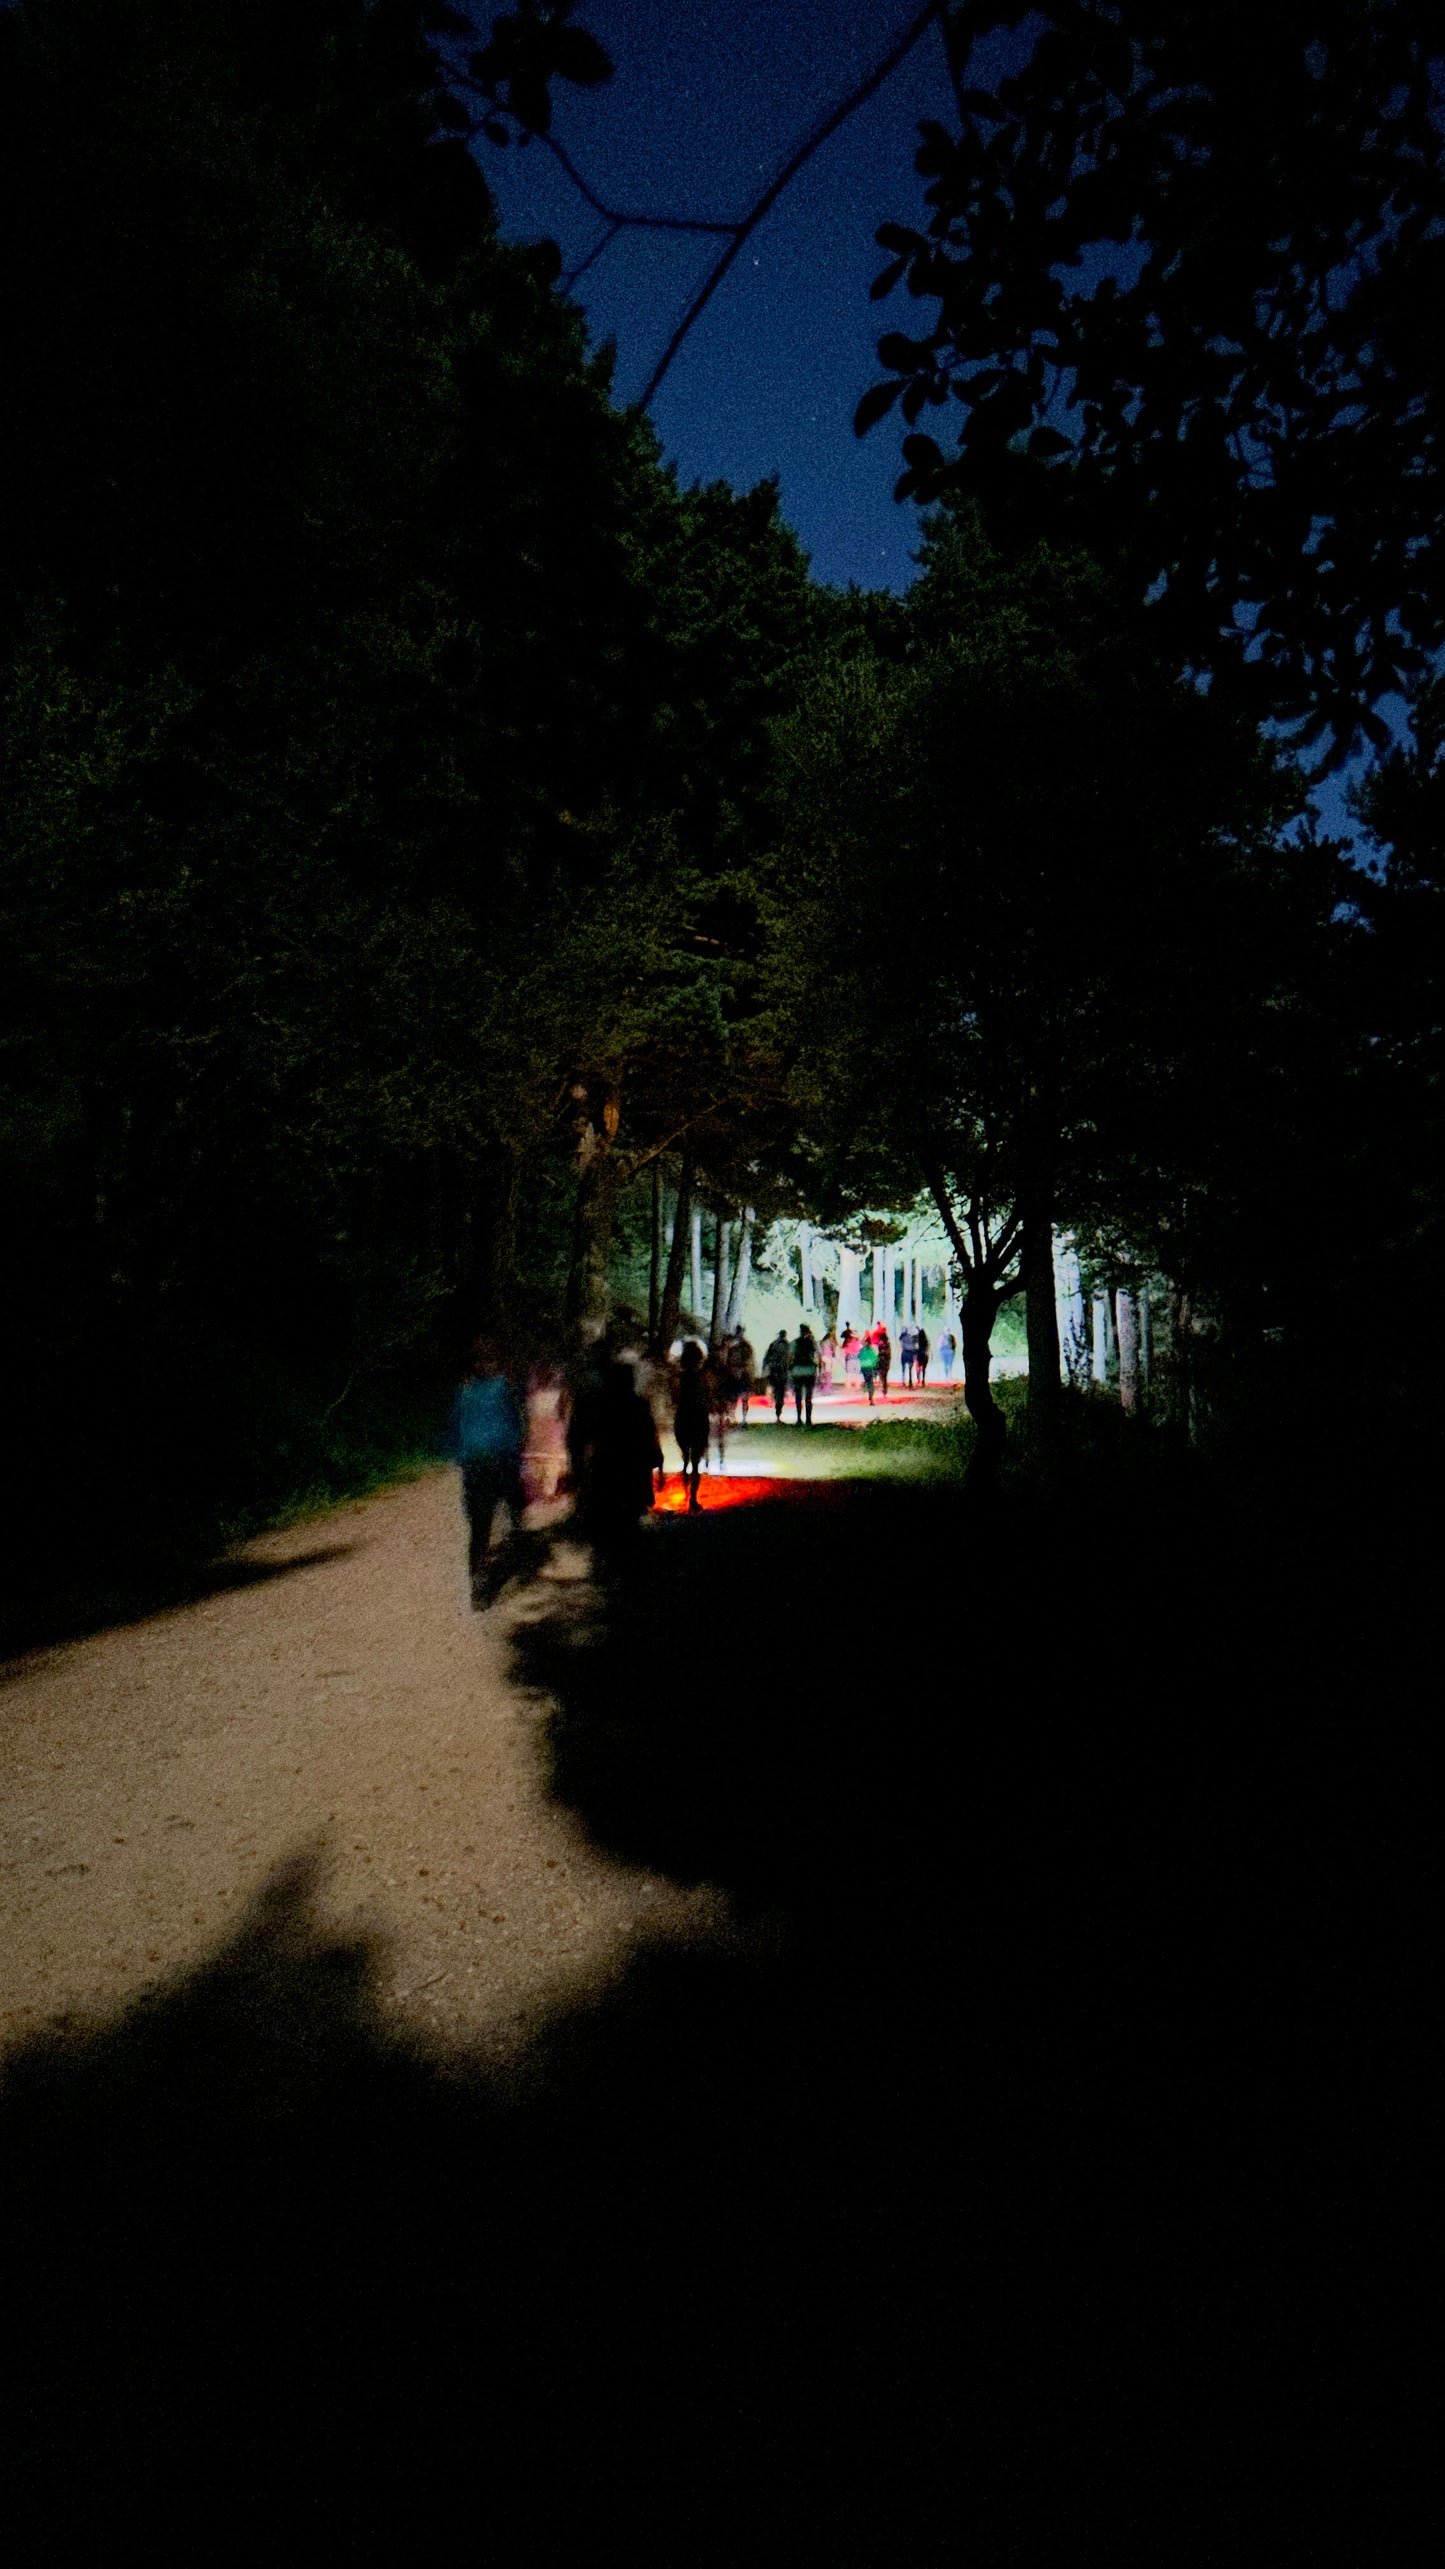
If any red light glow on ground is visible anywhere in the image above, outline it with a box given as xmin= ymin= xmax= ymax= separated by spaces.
xmin=651 ymin=1474 xmax=862 ymax=1515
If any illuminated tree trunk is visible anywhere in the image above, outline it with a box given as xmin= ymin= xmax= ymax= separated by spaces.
xmin=797 ymin=1220 xmax=815 ymax=1312
xmin=1116 ymin=1289 xmax=1140 ymax=1413
xmin=656 ymin=1147 xmax=695 ymax=1354
xmin=1021 ymin=1177 xmax=1060 ymax=1433
xmin=725 ymin=1205 xmax=754 ymax=1332
xmin=1091 ymin=1294 xmax=1110 ymax=1386
xmin=690 ymin=1207 xmax=704 ymax=1319
xmin=709 ymin=1210 xmax=730 ymax=1347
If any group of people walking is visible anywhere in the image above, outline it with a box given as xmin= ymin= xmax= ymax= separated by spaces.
xmin=447 ymin=1304 xmax=964 ymax=1600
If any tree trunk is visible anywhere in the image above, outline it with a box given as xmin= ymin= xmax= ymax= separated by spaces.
xmin=648 ymin=1161 xmax=662 ymax=1347
xmin=1020 ymin=1180 xmax=1060 ymax=1436
xmin=797 ymin=1221 xmax=815 ymax=1313
xmin=961 ymin=1284 xmax=1007 ymax=1491
xmin=1116 ymin=1289 xmax=1140 ymax=1413
xmin=1091 ymin=1294 xmax=1110 ymax=1386
xmin=725 ymin=1205 xmax=754 ymax=1333
xmin=564 ymin=1085 xmax=622 ymax=1344
xmin=690 ymin=1208 xmax=704 ymax=1319
xmin=1138 ymin=1286 xmax=1151 ymax=1387
xmin=709 ymin=1210 xmax=730 ymax=1347
xmin=565 ymin=1155 xmax=622 ymax=1342
xmin=656 ymin=1148 xmax=695 ymax=1353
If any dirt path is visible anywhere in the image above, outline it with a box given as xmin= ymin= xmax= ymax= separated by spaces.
xmin=0 ymin=1470 xmax=717 ymax=2057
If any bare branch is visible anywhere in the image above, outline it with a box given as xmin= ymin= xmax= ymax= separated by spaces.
xmin=461 ymin=7 xmax=947 ymax=397
xmin=562 ymin=218 xmax=621 ymax=294
xmin=634 ymin=2 xmax=948 ymax=411
xmin=539 ymin=129 xmax=741 ymax=238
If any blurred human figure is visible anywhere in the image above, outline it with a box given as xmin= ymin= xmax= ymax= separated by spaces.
xmin=939 ymin=1330 xmax=957 ymax=1381
xmin=764 ymin=1329 xmax=791 ymax=1424
xmin=874 ymin=1323 xmax=893 ymax=1400
xmin=703 ymin=1343 xmax=733 ymax=1473
xmin=445 ymin=1337 xmax=526 ymax=1608
xmin=574 ymin=1358 xmax=662 ymax=1557
xmin=858 ymin=1331 xmax=879 ymax=1406
xmin=817 ymin=1327 xmax=837 ymax=1393
xmin=840 ymin=1323 xmax=859 ymax=1381
xmin=728 ymin=1331 xmax=755 ymax=1428
xmin=899 ymin=1321 xmax=918 ymax=1387
xmin=674 ymin=1340 xmax=711 ymax=1511
xmin=790 ymin=1323 xmax=818 ymax=1427
xmin=523 ymin=1357 xmax=568 ymax=1510
xmin=630 ymin=1343 xmax=674 ymax=1480
xmin=915 ymin=1325 xmax=930 ymax=1388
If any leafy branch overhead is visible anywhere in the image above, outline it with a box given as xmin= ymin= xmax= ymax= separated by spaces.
xmin=855 ymin=0 xmax=1445 ymax=770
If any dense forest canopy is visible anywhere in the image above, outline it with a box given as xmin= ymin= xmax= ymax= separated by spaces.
xmin=1 ymin=0 xmax=1440 ymax=1602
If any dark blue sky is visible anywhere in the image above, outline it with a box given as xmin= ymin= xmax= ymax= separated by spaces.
xmin=474 ymin=1 xmax=1380 ymax=842
xmin=477 ymin=0 xmax=958 ymax=594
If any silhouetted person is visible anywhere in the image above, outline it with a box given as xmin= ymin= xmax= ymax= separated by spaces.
xmin=575 ymin=1359 xmax=662 ymax=1557
xmin=790 ymin=1324 xmax=818 ymax=1427
xmin=915 ymin=1325 xmax=930 ymax=1387
xmin=939 ymin=1329 xmax=957 ymax=1380
xmin=728 ymin=1332 xmax=755 ymax=1427
xmin=899 ymin=1321 xmax=917 ymax=1387
xmin=445 ymin=1337 xmax=526 ymax=1608
xmin=674 ymin=1340 xmax=711 ymax=1511
xmin=764 ymin=1330 xmax=791 ymax=1424
xmin=874 ymin=1324 xmax=892 ymax=1399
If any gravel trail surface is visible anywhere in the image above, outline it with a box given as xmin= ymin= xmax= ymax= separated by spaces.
xmin=1 ymin=1470 xmax=713 ymax=2055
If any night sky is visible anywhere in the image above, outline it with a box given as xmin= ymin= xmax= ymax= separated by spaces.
xmin=475 ymin=0 xmax=961 ymax=595
xmin=474 ymin=2 xmax=1378 ymax=837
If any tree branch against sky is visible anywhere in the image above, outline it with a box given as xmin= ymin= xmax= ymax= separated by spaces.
xmin=460 ymin=0 xmax=954 ymax=405
xmin=856 ymin=1 xmax=1445 ymax=771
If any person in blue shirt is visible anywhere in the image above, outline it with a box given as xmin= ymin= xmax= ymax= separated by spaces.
xmin=444 ymin=1337 xmax=527 ymax=1608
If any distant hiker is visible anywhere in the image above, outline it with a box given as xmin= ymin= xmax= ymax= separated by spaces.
xmin=899 ymin=1321 xmax=918 ymax=1387
xmin=840 ymin=1324 xmax=859 ymax=1380
xmin=857 ymin=1332 xmax=879 ymax=1406
xmin=674 ymin=1340 xmax=712 ymax=1511
xmin=790 ymin=1324 xmax=819 ymax=1427
xmin=939 ymin=1330 xmax=957 ymax=1381
xmin=728 ymin=1331 xmax=756 ymax=1427
xmin=874 ymin=1324 xmax=893 ymax=1400
xmin=764 ymin=1329 xmax=792 ymax=1424
xmin=575 ymin=1359 xmax=662 ymax=1555
xmin=915 ymin=1325 xmax=931 ymax=1388
xmin=446 ymin=1337 xmax=526 ymax=1608
xmin=703 ymin=1343 xmax=733 ymax=1472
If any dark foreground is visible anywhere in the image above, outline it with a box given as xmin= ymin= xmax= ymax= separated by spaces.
xmin=1 ymin=1470 xmax=1431 ymax=2560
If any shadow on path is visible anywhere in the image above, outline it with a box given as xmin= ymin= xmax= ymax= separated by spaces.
xmin=1 ymin=1544 xmax=360 ymax=1665
xmin=1 ymin=1484 xmax=1430 ymax=2557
